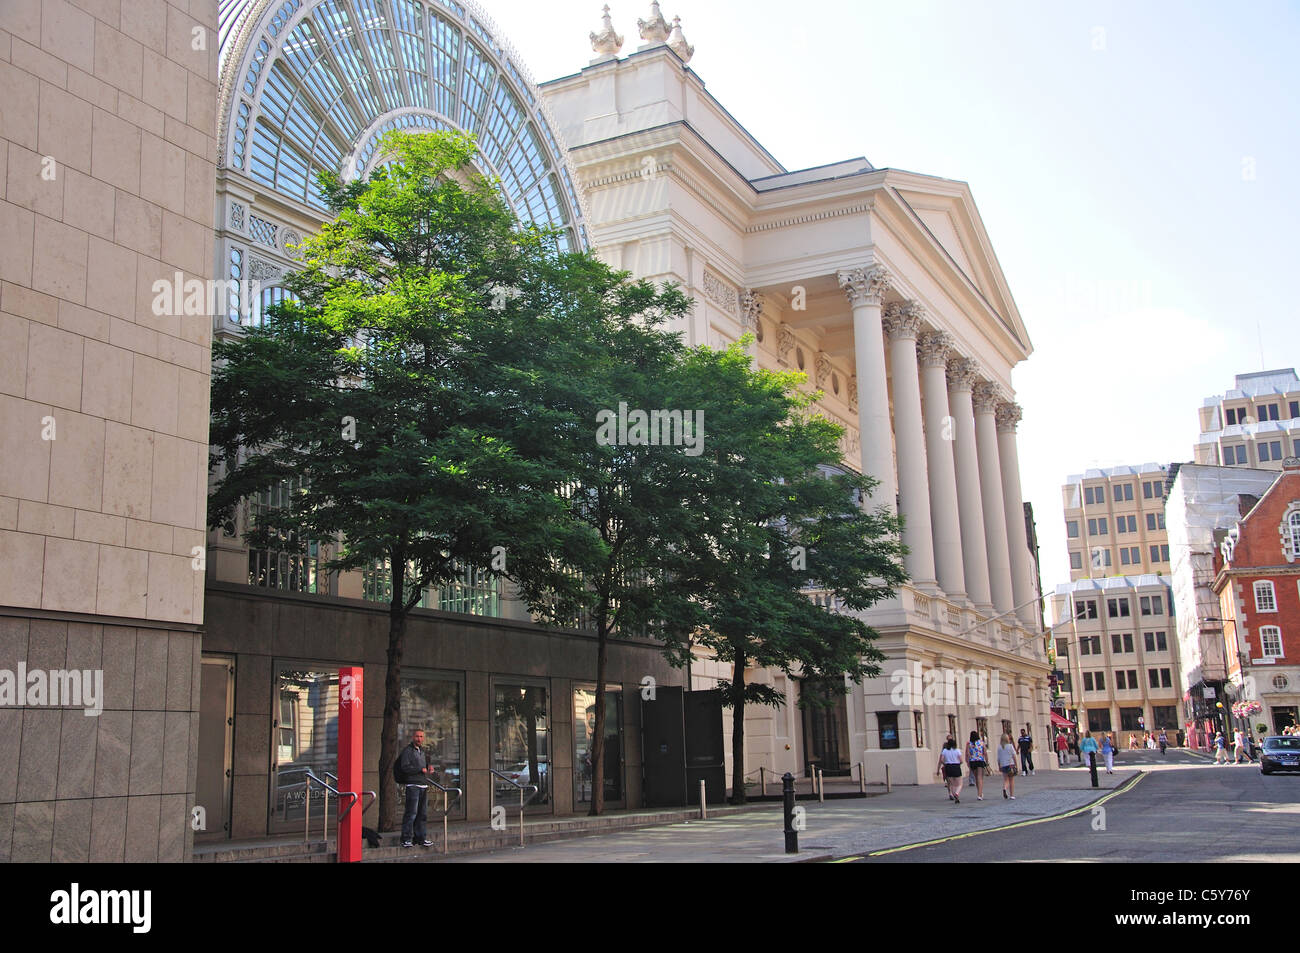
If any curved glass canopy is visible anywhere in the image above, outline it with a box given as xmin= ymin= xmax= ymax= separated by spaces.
xmin=218 ymin=0 xmax=585 ymax=250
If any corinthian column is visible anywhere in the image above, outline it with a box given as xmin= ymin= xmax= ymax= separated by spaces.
xmin=883 ymin=302 xmax=937 ymax=590
xmin=997 ymin=402 xmax=1038 ymax=626
xmin=918 ymin=331 xmax=966 ymax=602
xmin=839 ymin=266 xmax=895 ymax=511
xmin=947 ymin=358 xmax=992 ymax=611
xmin=973 ymin=380 xmax=1014 ymax=616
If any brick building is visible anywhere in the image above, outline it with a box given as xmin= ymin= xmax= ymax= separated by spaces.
xmin=1212 ymin=458 xmax=1300 ymax=737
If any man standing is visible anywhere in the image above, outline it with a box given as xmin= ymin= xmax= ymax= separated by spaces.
xmin=397 ymin=728 xmax=436 ymax=848
xmin=1018 ymin=728 xmax=1035 ymax=776
xmin=1055 ymin=731 xmax=1069 ymax=766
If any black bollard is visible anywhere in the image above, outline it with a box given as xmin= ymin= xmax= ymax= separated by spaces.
xmin=782 ymin=772 xmax=798 ymax=854
xmin=1089 ymin=751 xmax=1098 ymax=788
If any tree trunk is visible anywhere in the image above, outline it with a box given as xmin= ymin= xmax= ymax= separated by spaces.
xmin=589 ymin=622 xmax=610 ymax=816
xmin=377 ymin=557 xmax=406 ymax=833
xmin=730 ymin=653 xmax=746 ymax=804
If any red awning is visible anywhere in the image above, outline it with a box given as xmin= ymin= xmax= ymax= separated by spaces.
xmin=1050 ymin=712 xmax=1075 ymax=728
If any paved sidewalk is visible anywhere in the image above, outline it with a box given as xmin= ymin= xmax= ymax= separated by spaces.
xmin=434 ymin=763 xmax=1145 ymax=863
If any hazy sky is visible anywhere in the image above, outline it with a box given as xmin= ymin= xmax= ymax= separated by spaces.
xmin=479 ymin=0 xmax=1300 ymax=600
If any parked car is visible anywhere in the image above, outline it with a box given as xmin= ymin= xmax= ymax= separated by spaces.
xmin=1260 ymin=736 xmax=1300 ymax=775
xmin=495 ymin=761 xmax=547 ymax=797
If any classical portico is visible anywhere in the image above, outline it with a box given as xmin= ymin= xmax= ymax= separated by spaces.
xmin=541 ymin=7 xmax=1050 ymax=785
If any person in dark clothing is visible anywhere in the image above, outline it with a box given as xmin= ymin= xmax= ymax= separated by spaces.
xmin=1018 ymin=729 xmax=1035 ymax=776
xmin=397 ymin=729 xmax=435 ymax=847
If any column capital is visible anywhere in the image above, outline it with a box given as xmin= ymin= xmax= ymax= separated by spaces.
xmin=996 ymin=401 xmax=1024 ymax=433
xmin=972 ymin=380 xmax=1002 ymax=414
xmin=917 ymin=330 xmax=952 ymax=368
xmin=883 ymin=301 xmax=924 ymax=341
xmin=946 ymin=357 xmax=977 ymax=392
xmin=741 ymin=289 xmax=764 ymax=332
xmin=838 ymin=265 xmax=891 ymax=307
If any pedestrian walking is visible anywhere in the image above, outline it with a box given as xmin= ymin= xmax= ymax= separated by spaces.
xmin=966 ymin=730 xmax=988 ymax=800
xmin=936 ymin=733 xmax=955 ymax=798
xmin=998 ymin=733 xmax=1018 ymax=799
xmin=1018 ymin=729 xmax=1035 ymax=776
xmin=939 ymin=738 xmax=965 ymax=803
xmin=1214 ymin=731 xmax=1228 ymax=764
xmin=1080 ymin=730 xmax=1099 ymax=771
xmin=1101 ymin=732 xmax=1115 ymax=774
xmin=1158 ymin=729 xmax=1168 ymax=756
xmin=1070 ymin=730 xmax=1082 ymax=763
xmin=1055 ymin=731 xmax=1069 ymax=766
xmin=1233 ymin=732 xmax=1248 ymax=764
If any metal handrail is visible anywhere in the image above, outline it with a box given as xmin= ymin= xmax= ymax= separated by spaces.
xmin=303 ymin=770 xmax=358 ymax=844
xmin=398 ymin=776 xmax=463 ymax=855
xmin=324 ymin=772 xmax=376 ymax=822
xmin=489 ymin=768 xmax=539 ymax=848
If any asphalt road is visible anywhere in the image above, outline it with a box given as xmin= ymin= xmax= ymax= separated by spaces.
xmin=859 ymin=748 xmax=1300 ymax=862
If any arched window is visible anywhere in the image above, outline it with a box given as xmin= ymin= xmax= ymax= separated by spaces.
xmin=245 ymin=284 xmax=297 ymax=328
xmin=1254 ymin=580 xmax=1277 ymax=613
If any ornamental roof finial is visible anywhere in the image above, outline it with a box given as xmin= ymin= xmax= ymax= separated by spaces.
xmin=590 ymin=5 xmax=624 ymax=63
xmin=666 ymin=15 xmax=694 ymax=63
xmin=638 ymin=1 xmax=671 ymax=46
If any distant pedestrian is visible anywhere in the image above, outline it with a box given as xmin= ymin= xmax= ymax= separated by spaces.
xmin=967 ymin=731 xmax=989 ymax=800
xmin=1018 ymin=729 xmax=1034 ymax=776
xmin=1080 ymin=731 xmax=1099 ymax=770
xmin=936 ymin=733 xmax=955 ymax=797
xmin=1070 ymin=731 xmax=1082 ymax=763
xmin=1101 ymin=733 xmax=1115 ymax=774
xmin=1129 ymin=733 xmax=1140 ymax=750
xmin=998 ymin=733 xmax=1018 ymax=799
xmin=1233 ymin=732 xmax=1248 ymax=764
xmin=940 ymin=738 xmax=965 ymax=803
xmin=1055 ymin=731 xmax=1069 ymax=766
xmin=1214 ymin=731 xmax=1228 ymax=764
xmin=1158 ymin=730 xmax=1168 ymax=756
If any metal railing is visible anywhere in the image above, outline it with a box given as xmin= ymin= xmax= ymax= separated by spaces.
xmin=489 ymin=769 xmax=539 ymax=848
xmin=324 ymin=771 xmax=376 ymax=824
xmin=303 ymin=770 xmax=357 ymax=844
xmin=408 ymin=777 xmax=463 ymax=855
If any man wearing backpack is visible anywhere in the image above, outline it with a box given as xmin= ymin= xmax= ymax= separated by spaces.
xmin=396 ymin=728 xmax=435 ymax=848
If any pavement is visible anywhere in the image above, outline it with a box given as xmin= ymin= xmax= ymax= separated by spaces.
xmin=431 ymin=754 xmax=1152 ymax=863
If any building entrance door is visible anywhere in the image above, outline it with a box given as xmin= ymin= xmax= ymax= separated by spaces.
xmin=196 ymin=656 xmax=234 ymax=840
xmin=1272 ymin=706 xmax=1298 ymax=734
xmin=801 ymin=680 xmax=851 ymax=776
xmin=575 ymin=686 xmax=624 ymax=809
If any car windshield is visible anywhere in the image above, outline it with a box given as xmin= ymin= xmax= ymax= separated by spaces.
xmin=1264 ymin=737 xmax=1300 ymax=750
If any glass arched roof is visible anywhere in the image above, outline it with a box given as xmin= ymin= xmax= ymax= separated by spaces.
xmin=217 ymin=0 xmax=587 ymax=250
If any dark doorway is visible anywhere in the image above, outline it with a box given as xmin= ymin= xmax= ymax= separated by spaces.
xmin=800 ymin=679 xmax=851 ymax=776
xmin=1273 ymin=706 xmax=1298 ymax=734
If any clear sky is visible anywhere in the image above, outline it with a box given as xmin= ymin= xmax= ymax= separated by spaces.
xmin=481 ymin=0 xmax=1300 ymax=602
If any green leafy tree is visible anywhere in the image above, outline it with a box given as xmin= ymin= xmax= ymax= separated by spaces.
xmin=660 ymin=341 xmax=908 ymax=803
xmin=209 ymin=129 xmax=699 ymax=828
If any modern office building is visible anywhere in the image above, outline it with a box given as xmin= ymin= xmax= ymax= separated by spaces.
xmin=1061 ymin=464 xmax=1172 ymax=580
xmin=0 ymin=0 xmax=220 ymax=860
xmin=2 ymin=0 xmax=1050 ymax=858
xmin=1049 ymin=576 xmax=1181 ymax=745
xmin=1194 ymin=368 xmax=1300 ymax=470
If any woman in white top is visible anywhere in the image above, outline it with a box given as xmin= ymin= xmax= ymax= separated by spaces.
xmin=939 ymin=738 xmax=965 ymax=803
xmin=997 ymin=732 xmax=1018 ymax=799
